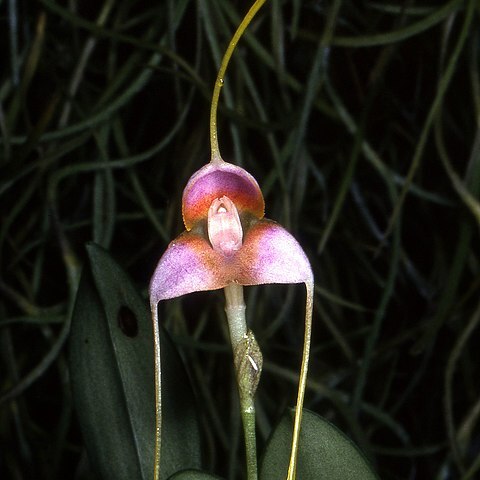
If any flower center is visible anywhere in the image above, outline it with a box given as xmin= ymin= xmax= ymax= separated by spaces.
xmin=207 ymin=196 xmax=243 ymax=256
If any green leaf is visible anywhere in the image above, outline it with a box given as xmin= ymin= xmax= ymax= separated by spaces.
xmin=260 ymin=409 xmax=379 ymax=480
xmin=69 ymin=243 xmax=202 ymax=480
xmin=169 ymin=470 xmax=223 ymax=480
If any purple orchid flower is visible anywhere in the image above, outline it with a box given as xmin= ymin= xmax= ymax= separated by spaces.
xmin=150 ymin=157 xmax=313 ymax=301
xmin=149 ymin=155 xmax=314 ymax=480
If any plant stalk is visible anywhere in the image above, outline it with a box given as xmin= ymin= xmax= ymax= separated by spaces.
xmin=224 ymin=283 xmax=261 ymax=480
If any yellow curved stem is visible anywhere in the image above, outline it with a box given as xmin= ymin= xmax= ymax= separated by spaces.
xmin=209 ymin=0 xmax=267 ymax=163
xmin=151 ymin=302 xmax=162 ymax=480
xmin=286 ymin=281 xmax=314 ymax=480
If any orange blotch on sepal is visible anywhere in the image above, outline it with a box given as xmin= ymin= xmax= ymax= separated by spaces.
xmin=182 ymin=162 xmax=264 ymax=230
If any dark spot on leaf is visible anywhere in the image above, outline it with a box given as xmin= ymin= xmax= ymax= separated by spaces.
xmin=117 ymin=305 xmax=138 ymax=337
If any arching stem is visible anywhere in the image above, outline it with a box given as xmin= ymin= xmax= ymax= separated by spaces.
xmin=151 ymin=302 xmax=162 ymax=480
xmin=209 ymin=0 xmax=267 ymax=164
xmin=287 ymin=281 xmax=314 ymax=480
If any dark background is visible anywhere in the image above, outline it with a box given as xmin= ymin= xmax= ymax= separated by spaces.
xmin=1 ymin=1 xmax=479 ymax=479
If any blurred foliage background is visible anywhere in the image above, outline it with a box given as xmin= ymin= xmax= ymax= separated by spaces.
xmin=1 ymin=0 xmax=480 ymax=479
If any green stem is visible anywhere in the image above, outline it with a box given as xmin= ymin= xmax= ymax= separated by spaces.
xmin=224 ymin=283 xmax=260 ymax=480
xmin=224 ymin=283 xmax=247 ymax=344
xmin=240 ymin=394 xmax=258 ymax=480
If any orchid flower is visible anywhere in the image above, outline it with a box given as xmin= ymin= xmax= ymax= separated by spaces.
xmin=149 ymin=156 xmax=314 ymax=480
xmin=149 ymin=157 xmax=312 ymax=303
xmin=149 ymin=2 xmax=313 ymax=479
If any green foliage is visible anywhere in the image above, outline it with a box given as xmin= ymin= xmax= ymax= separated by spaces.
xmin=260 ymin=409 xmax=378 ymax=480
xmin=70 ymin=244 xmax=202 ymax=480
xmin=169 ymin=471 xmax=223 ymax=480
xmin=1 ymin=0 xmax=480 ymax=479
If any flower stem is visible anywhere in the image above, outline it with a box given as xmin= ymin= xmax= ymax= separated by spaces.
xmin=239 ymin=394 xmax=258 ymax=480
xmin=224 ymin=283 xmax=247 ymax=344
xmin=224 ymin=283 xmax=261 ymax=480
